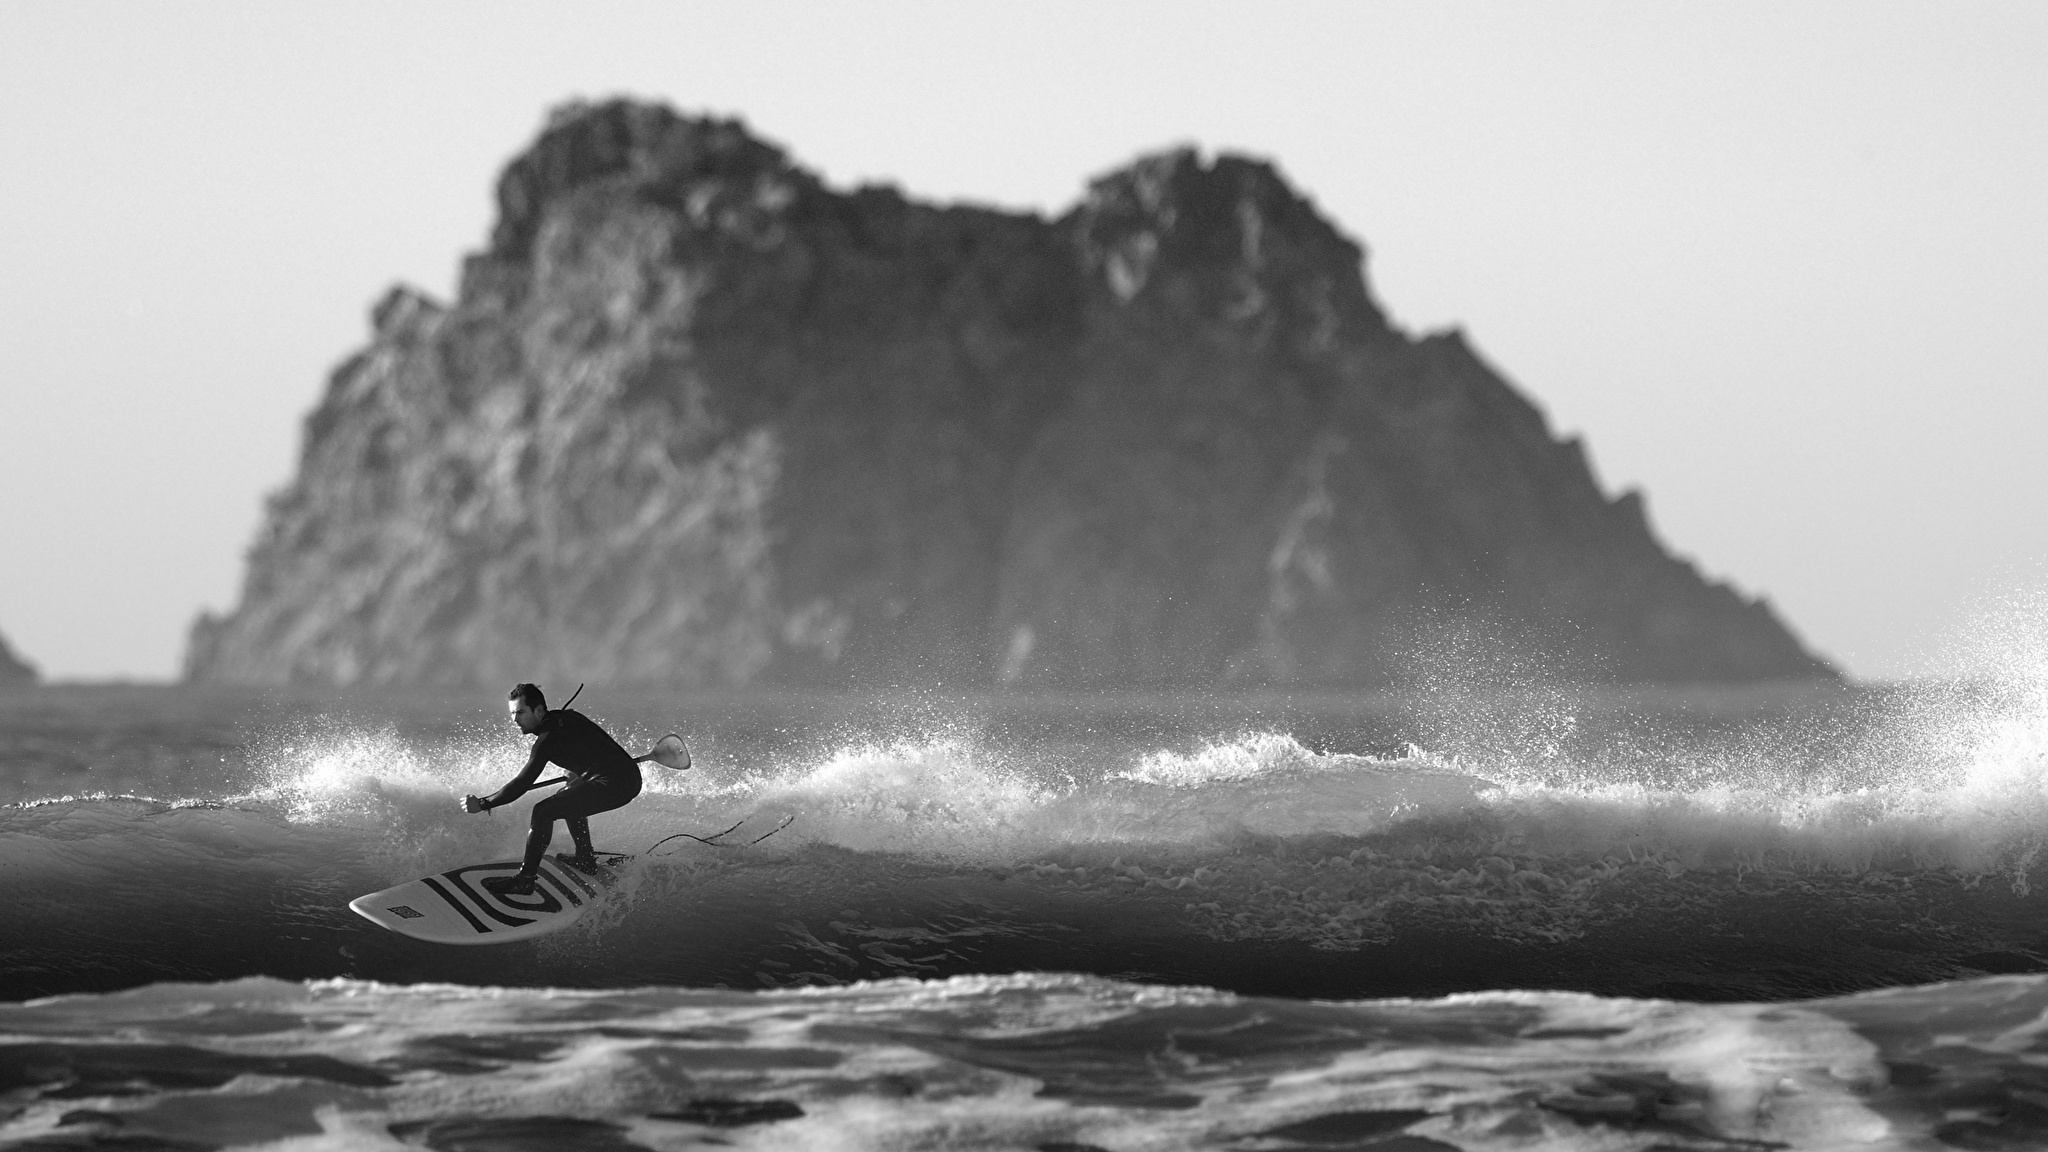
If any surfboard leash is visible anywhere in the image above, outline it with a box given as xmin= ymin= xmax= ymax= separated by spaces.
xmin=645 ymin=814 xmax=797 ymax=856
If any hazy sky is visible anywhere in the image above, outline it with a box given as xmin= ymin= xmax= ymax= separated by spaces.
xmin=2 ymin=1 xmax=2043 ymax=682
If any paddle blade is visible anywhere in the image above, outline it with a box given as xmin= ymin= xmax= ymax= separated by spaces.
xmin=646 ymin=733 xmax=690 ymax=771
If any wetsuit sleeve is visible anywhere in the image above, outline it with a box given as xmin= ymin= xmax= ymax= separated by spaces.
xmin=483 ymin=737 xmax=551 ymax=808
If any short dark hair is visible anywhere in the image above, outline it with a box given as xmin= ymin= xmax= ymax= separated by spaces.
xmin=509 ymin=683 xmax=546 ymax=711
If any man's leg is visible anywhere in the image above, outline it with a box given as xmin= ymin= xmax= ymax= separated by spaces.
xmin=493 ymin=778 xmax=638 ymax=891
xmin=521 ymin=813 xmax=556 ymax=875
xmin=566 ymin=816 xmax=595 ymax=859
xmin=483 ymin=812 xmax=554 ymax=895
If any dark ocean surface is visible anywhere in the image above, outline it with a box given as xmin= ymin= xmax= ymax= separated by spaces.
xmin=5 ymin=677 xmax=2048 ymax=1149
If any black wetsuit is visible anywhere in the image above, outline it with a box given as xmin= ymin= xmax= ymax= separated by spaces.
xmin=488 ymin=709 xmax=643 ymax=873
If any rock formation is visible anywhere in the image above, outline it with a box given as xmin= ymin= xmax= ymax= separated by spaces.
xmin=0 ymin=628 xmax=38 ymax=690
xmin=185 ymin=100 xmax=1834 ymax=688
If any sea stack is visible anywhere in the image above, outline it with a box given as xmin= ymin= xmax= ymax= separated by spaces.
xmin=0 ymin=628 xmax=39 ymax=690
xmin=185 ymin=99 xmax=1835 ymax=689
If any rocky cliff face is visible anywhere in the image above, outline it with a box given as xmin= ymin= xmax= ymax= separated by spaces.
xmin=186 ymin=100 xmax=1834 ymax=688
xmin=0 ymin=629 xmax=38 ymax=690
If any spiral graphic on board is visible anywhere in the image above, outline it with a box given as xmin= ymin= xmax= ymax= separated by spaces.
xmin=446 ymin=864 xmax=567 ymax=921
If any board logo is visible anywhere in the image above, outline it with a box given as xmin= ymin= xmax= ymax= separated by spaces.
xmin=387 ymin=905 xmax=425 ymax=919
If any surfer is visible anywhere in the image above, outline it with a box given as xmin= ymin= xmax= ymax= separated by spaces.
xmin=464 ymin=683 xmax=643 ymax=896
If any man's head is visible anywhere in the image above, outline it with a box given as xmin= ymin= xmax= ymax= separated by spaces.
xmin=507 ymin=683 xmax=547 ymax=734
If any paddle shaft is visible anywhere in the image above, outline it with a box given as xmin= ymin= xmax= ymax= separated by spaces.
xmin=533 ymin=748 xmax=665 ymax=788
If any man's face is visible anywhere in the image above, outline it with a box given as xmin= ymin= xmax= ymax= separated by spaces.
xmin=508 ymin=697 xmax=544 ymax=734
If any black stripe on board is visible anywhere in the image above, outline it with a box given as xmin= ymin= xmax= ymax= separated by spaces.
xmin=536 ymin=864 xmax=584 ymax=907
xmin=443 ymin=870 xmax=542 ymax=926
xmin=548 ymin=863 xmax=600 ymax=900
xmin=420 ymin=877 xmax=493 ymax=935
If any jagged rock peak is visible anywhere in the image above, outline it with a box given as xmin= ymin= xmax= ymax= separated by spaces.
xmin=371 ymin=284 xmax=444 ymax=338
xmin=1067 ymin=147 xmax=1388 ymax=336
xmin=0 ymin=628 xmax=38 ymax=689
xmin=488 ymin=99 xmax=812 ymax=262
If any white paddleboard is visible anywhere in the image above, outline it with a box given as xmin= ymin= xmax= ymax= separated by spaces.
xmin=348 ymin=852 xmax=629 ymax=945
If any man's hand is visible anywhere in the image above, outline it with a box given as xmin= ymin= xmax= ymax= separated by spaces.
xmin=463 ymin=794 xmax=491 ymax=814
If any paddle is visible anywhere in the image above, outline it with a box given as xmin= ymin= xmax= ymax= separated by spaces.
xmin=534 ymin=732 xmax=690 ymax=788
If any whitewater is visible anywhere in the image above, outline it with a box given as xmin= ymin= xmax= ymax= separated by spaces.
xmin=6 ymin=668 xmax=2048 ymax=1149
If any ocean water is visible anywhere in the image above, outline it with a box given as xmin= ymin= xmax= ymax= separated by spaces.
xmin=6 ymin=674 xmax=2048 ymax=1149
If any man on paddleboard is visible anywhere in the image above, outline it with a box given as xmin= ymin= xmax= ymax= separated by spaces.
xmin=464 ymin=683 xmax=642 ymax=896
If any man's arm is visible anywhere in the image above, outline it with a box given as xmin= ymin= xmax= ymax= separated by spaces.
xmin=464 ymin=739 xmax=550 ymax=813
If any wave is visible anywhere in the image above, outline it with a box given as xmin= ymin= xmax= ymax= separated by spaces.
xmin=7 ymin=688 xmax=2048 ymax=1003
xmin=6 ymin=970 xmax=2048 ymax=1151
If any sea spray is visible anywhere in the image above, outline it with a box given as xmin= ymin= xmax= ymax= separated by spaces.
xmin=8 ymin=680 xmax=2048 ymax=1000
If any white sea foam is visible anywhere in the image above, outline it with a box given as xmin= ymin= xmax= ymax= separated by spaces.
xmin=729 ymin=736 xmax=1057 ymax=858
xmin=184 ymin=691 xmax=2048 ymax=894
xmin=1118 ymin=731 xmax=1338 ymax=786
xmin=10 ymin=971 xmax=2009 ymax=1151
